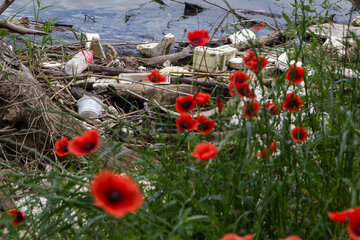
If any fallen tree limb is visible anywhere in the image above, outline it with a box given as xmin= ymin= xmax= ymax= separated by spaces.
xmin=88 ymin=64 xmax=142 ymax=75
xmin=141 ymin=44 xmax=193 ymax=66
xmin=237 ymin=29 xmax=286 ymax=51
xmin=0 ymin=0 xmax=15 ymax=15
xmin=0 ymin=19 xmax=47 ymax=35
xmin=173 ymin=76 xmax=228 ymax=90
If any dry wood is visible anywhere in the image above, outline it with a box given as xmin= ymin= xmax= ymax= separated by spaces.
xmin=141 ymin=44 xmax=193 ymax=66
xmin=0 ymin=19 xmax=47 ymax=35
xmin=88 ymin=64 xmax=142 ymax=75
xmin=237 ymin=30 xmax=286 ymax=51
xmin=109 ymin=83 xmax=193 ymax=105
xmin=0 ymin=0 xmax=15 ymax=15
xmin=174 ymin=77 xmax=228 ymax=90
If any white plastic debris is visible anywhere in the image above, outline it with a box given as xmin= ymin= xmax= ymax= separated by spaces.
xmin=77 ymin=95 xmax=105 ymax=118
xmin=137 ymin=33 xmax=175 ymax=57
xmin=193 ymin=45 xmax=237 ymax=72
xmin=228 ymin=29 xmax=256 ymax=49
xmin=160 ymin=66 xmax=191 ymax=76
xmin=138 ymin=66 xmax=147 ymax=71
xmin=85 ymin=33 xmax=106 ymax=59
xmin=275 ymin=52 xmax=289 ymax=72
xmin=351 ymin=16 xmax=360 ymax=27
xmin=42 ymin=62 xmax=63 ymax=69
xmin=227 ymin=57 xmax=244 ymax=69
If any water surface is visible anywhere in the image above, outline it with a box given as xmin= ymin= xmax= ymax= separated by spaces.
xmin=2 ymin=0 xmax=357 ymax=44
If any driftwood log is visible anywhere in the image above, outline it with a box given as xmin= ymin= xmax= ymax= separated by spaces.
xmin=141 ymin=45 xmax=193 ymax=66
xmin=237 ymin=30 xmax=286 ymax=51
xmin=109 ymin=83 xmax=193 ymax=105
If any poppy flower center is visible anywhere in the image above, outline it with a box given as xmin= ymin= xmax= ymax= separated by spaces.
xmin=83 ymin=142 xmax=96 ymax=151
xmin=180 ymin=122 xmax=189 ymax=129
xmin=192 ymin=39 xmax=199 ymax=44
xmin=294 ymin=131 xmax=303 ymax=140
xmin=355 ymin=226 xmax=360 ymax=236
xmin=288 ymin=98 xmax=299 ymax=108
xmin=15 ymin=212 xmax=24 ymax=222
xmin=181 ymin=101 xmax=191 ymax=110
xmin=61 ymin=145 xmax=68 ymax=153
xmin=198 ymin=122 xmax=210 ymax=131
xmin=106 ymin=190 xmax=123 ymax=205
xmin=151 ymin=76 xmax=159 ymax=83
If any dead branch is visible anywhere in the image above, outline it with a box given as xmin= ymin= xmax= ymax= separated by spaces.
xmin=88 ymin=64 xmax=142 ymax=75
xmin=0 ymin=19 xmax=47 ymax=35
xmin=141 ymin=44 xmax=193 ymax=66
xmin=0 ymin=0 xmax=15 ymax=15
xmin=237 ymin=30 xmax=286 ymax=51
xmin=173 ymin=77 xmax=228 ymax=90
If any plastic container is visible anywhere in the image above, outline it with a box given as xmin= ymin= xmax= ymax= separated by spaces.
xmin=193 ymin=45 xmax=237 ymax=72
xmin=65 ymin=50 xmax=93 ymax=75
xmin=77 ymin=95 xmax=104 ymax=118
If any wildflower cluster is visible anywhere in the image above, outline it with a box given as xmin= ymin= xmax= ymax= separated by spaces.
xmin=175 ymin=91 xmax=218 ymax=161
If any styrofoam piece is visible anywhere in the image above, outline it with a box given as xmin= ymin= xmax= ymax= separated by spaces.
xmin=228 ymin=29 xmax=256 ymax=48
xmin=85 ymin=33 xmax=106 ymax=59
xmin=42 ymin=62 xmax=63 ymax=69
xmin=215 ymin=45 xmax=238 ymax=60
xmin=193 ymin=45 xmax=237 ymax=72
xmin=227 ymin=57 xmax=244 ymax=69
xmin=275 ymin=52 xmax=289 ymax=72
xmin=77 ymin=95 xmax=105 ymax=118
xmin=118 ymin=72 xmax=171 ymax=85
xmin=160 ymin=66 xmax=191 ymax=76
xmin=137 ymin=33 xmax=175 ymax=57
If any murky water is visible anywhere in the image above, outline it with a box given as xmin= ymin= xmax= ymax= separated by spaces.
xmin=1 ymin=0 xmax=357 ymax=44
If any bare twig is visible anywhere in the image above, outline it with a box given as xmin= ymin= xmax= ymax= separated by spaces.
xmin=0 ymin=0 xmax=15 ymax=15
xmin=0 ymin=19 xmax=47 ymax=35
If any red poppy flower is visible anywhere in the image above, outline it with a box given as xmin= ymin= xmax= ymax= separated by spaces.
xmin=243 ymin=51 xmax=256 ymax=67
xmin=68 ymin=129 xmax=99 ymax=158
xmin=328 ymin=207 xmax=360 ymax=240
xmin=8 ymin=209 xmax=25 ymax=226
xmin=220 ymin=233 xmax=253 ymax=240
xmin=144 ymin=69 xmax=166 ymax=84
xmin=234 ymin=82 xmax=251 ymax=98
xmin=283 ymin=93 xmax=302 ymax=112
xmin=286 ymin=65 xmax=305 ymax=84
xmin=280 ymin=236 xmax=302 ymax=240
xmin=265 ymin=102 xmax=279 ymax=116
xmin=217 ymin=97 xmax=223 ymax=113
xmin=291 ymin=127 xmax=307 ymax=143
xmin=54 ymin=137 xmax=70 ymax=156
xmin=187 ymin=29 xmax=210 ymax=46
xmin=242 ymin=100 xmax=260 ymax=119
xmin=175 ymin=95 xmax=196 ymax=113
xmin=196 ymin=115 xmax=216 ymax=135
xmin=176 ymin=113 xmax=197 ymax=131
xmin=195 ymin=92 xmax=210 ymax=105
xmin=248 ymin=56 xmax=269 ymax=73
xmin=190 ymin=142 xmax=218 ymax=161
xmin=90 ymin=170 xmax=144 ymax=218
xmin=252 ymin=20 xmax=265 ymax=30
xmin=228 ymin=70 xmax=249 ymax=85
xmin=257 ymin=142 xmax=276 ymax=158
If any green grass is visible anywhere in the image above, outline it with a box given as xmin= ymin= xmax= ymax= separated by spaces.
xmin=0 ymin=0 xmax=360 ymax=239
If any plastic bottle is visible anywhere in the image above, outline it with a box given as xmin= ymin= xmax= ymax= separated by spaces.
xmin=65 ymin=50 xmax=93 ymax=75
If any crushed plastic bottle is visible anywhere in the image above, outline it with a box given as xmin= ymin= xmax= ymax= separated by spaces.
xmin=65 ymin=50 xmax=93 ymax=75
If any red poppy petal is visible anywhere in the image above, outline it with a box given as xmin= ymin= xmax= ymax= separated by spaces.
xmin=90 ymin=170 xmax=144 ymax=218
